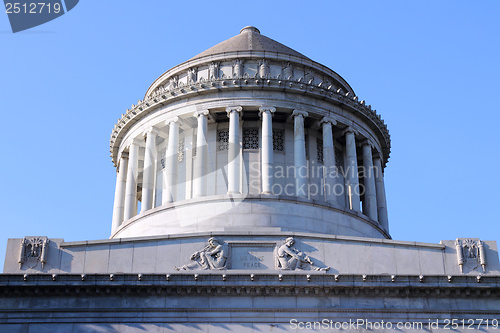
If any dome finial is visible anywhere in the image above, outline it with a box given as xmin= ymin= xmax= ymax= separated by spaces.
xmin=240 ymin=26 xmax=260 ymax=34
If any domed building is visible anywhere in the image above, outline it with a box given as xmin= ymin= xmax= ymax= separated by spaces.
xmin=108 ymin=25 xmax=390 ymax=241
xmin=1 ymin=27 xmax=499 ymax=332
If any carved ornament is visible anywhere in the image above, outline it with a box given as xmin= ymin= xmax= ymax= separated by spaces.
xmin=276 ymin=237 xmax=329 ymax=271
xmin=109 ymin=60 xmax=391 ymax=167
xmin=18 ymin=237 xmax=48 ymax=269
xmin=456 ymin=238 xmax=486 ymax=272
xmin=175 ymin=237 xmax=228 ymax=270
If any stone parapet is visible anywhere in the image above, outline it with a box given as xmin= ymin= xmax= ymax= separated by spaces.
xmin=4 ymin=235 xmax=499 ymax=277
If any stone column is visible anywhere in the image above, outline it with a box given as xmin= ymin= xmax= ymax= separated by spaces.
xmin=163 ymin=117 xmax=180 ymax=204
xmin=293 ymin=110 xmax=309 ymax=197
xmin=111 ymin=152 xmax=128 ymax=233
xmin=374 ymin=155 xmax=389 ymax=230
xmin=361 ymin=141 xmax=378 ymax=221
xmin=193 ymin=110 xmax=209 ymax=198
xmin=141 ymin=128 xmax=158 ymax=212
xmin=226 ymin=106 xmax=242 ymax=194
xmin=343 ymin=127 xmax=360 ymax=211
xmin=259 ymin=106 xmax=276 ymax=194
xmin=123 ymin=139 xmax=141 ymax=221
xmin=320 ymin=117 xmax=338 ymax=204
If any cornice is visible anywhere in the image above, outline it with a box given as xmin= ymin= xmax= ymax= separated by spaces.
xmin=1 ymin=274 xmax=499 ymax=298
xmin=109 ymin=77 xmax=391 ymax=167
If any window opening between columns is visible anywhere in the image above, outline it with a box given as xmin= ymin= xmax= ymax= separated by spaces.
xmin=273 ymin=129 xmax=284 ymax=152
xmin=178 ymin=139 xmax=185 ymax=162
xmin=317 ymin=138 xmax=324 ymax=163
xmin=217 ymin=130 xmax=229 ymax=151
xmin=243 ymin=128 xmax=259 ymax=150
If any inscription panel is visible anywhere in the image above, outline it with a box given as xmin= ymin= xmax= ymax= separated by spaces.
xmin=229 ymin=243 xmax=276 ymax=270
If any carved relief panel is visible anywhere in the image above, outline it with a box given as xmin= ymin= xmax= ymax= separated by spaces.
xmin=209 ymin=62 xmax=220 ymax=80
xmin=169 ymin=76 xmax=178 ymax=90
xmin=176 ymin=237 xmax=228 ymax=270
xmin=276 ymin=237 xmax=329 ymax=271
xmin=456 ymin=238 xmax=486 ymax=272
xmin=258 ymin=59 xmax=269 ymax=78
xmin=233 ymin=59 xmax=243 ymax=78
xmin=283 ymin=62 xmax=294 ymax=80
xmin=174 ymin=237 xmax=330 ymax=271
xmin=18 ymin=236 xmax=49 ymax=269
xmin=187 ymin=67 xmax=197 ymax=84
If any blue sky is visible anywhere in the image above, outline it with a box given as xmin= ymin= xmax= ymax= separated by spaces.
xmin=1 ymin=1 xmax=499 ymax=271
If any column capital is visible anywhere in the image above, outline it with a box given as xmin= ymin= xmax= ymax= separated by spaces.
xmin=320 ymin=116 xmax=337 ymax=126
xmin=142 ymin=127 xmax=160 ymax=138
xmin=258 ymin=106 xmax=276 ymax=117
xmin=341 ymin=126 xmax=358 ymax=136
xmin=226 ymin=106 xmax=243 ymax=116
xmin=359 ymin=139 xmax=374 ymax=149
xmin=128 ymin=138 xmax=143 ymax=148
xmin=373 ymin=152 xmax=383 ymax=161
xmin=119 ymin=151 xmax=129 ymax=160
xmin=165 ymin=116 xmax=183 ymax=127
xmin=292 ymin=110 xmax=308 ymax=118
xmin=193 ymin=110 xmax=210 ymax=118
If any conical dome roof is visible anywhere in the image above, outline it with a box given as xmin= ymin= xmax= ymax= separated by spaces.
xmin=189 ymin=26 xmax=310 ymax=61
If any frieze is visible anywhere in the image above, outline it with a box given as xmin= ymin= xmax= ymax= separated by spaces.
xmin=109 ymin=59 xmax=391 ymax=167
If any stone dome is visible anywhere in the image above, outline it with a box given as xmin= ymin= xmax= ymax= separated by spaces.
xmin=189 ymin=26 xmax=310 ymax=61
xmin=144 ymin=27 xmax=357 ymax=99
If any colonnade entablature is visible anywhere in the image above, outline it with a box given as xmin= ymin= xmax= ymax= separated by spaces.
xmin=116 ymin=106 xmax=384 ymax=169
xmin=110 ymin=59 xmax=391 ymax=169
xmin=111 ymin=104 xmax=390 ymax=238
